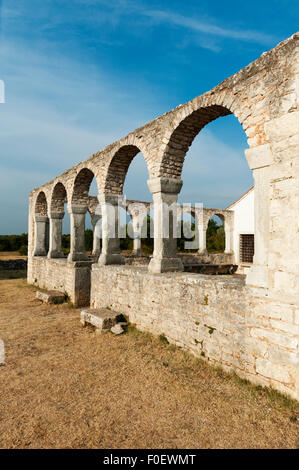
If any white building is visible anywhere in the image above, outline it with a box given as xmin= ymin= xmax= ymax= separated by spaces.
xmin=227 ymin=186 xmax=254 ymax=273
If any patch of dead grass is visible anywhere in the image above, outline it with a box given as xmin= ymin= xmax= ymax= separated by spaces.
xmin=0 ymin=278 xmax=298 ymax=449
xmin=0 ymin=251 xmax=27 ymax=260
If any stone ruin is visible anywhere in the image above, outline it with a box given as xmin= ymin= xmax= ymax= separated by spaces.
xmin=28 ymin=33 xmax=299 ymax=399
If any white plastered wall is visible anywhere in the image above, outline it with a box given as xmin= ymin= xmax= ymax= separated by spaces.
xmin=228 ymin=188 xmax=254 ymax=270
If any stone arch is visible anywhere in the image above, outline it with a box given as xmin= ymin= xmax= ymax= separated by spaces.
xmin=72 ymin=168 xmax=96 ymax=206
xmin=100 ymin=136 xmax=152 ymax=195
xmin=50 ymin=182 xmax=67 ymax=212
xmin=204 ymin=209 xmax=234 ymax=255
xmin=35 ymin=191 xmax=48 ymax=215
xmin=157 ymin=95 xmax=254 ymax=179
xmin=103 ymin=145 xmax=143 ymax=194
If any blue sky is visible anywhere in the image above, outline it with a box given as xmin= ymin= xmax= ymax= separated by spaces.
xmin=0 ymin=0 xmax=298 ymax=234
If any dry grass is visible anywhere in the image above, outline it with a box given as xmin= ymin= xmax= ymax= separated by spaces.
xmin=0 ymin=251 xmax=27 ymax=260
xmin=0 ymin=274 xmax=298 ymax=449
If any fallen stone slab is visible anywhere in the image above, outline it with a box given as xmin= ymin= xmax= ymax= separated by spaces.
xmin=36 ymin=289 xmax=66 ymax=304
xmin=80 ymin=308 xmax=126 ymax=333
xmin=111 ymin=323 xmax=125 ymax=335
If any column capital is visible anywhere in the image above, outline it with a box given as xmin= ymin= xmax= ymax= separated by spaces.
xmin=49 ymin=211 xmax=64 ymax=220
xmin=67 ymin=204 xmax=87 ymax=214
xmin=147 ymin=177 xmax=183 ymax=195
xmin=97 ymin=193 xmax=123 ymax=205
xmin=34 ymin=215 xmax=48 ymax=223
xmin=91 ymin=213 xmax=102 ymax=226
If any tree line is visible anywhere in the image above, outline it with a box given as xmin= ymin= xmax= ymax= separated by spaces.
xmin=0 ymin=218 xmax=225 ymax=256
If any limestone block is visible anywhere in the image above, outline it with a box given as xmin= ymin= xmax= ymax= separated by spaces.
xmin=245 ymin=143 xmax=273 ymax=170
xmin=80 ymin=308 xmax=125 ymax=333
xmin=256 ymin=358 xmax=292 ymax=384
xmin=36 ymin=289 xmax=65 ymax=304
xmin=111 ymin=323 xmax=125 ymax=335
xmin=265 ymin=111 xmax=299 ymax=142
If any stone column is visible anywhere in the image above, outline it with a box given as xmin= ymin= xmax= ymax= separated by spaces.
xmin=197 ymin=226 xmax=207 ymax=254
xmin=245 ymin=144 xmax=273 ymax=288
xmin=98 ymin=194 xmax=124 ymax=265
xmin=48 ymin=212 xmax=64 ymax=258
xmin=197 ymin=208 xmax=207 ymax=254
xmin=131 ymin=212 xmax=142 ymax=256
xmin=34 ymin=215 xmax=48 ymax=256
xmin=129 ymin=207 xmax=147 ymax=256
xmin=91 ymin=213 xmax=101 ymax=259
xmin=148 ymin=177 xmax=184 ymax=273
xmin=67 ymin=205 xmax=89 ymax=262
xmin=224 ymin=213 xmax=234 ymax=254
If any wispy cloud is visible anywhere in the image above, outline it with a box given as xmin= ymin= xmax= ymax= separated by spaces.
xmin=142 ymin=10 xmax=276 ymax=46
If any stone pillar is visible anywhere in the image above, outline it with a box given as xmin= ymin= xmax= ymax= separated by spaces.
xmin=245 ymin=144 xmax=273 ymax=288
xmin=132 ymin=211 xmax=142 ymax=256
xmin=34 ymin=215 xmax=48 ymax=256
xmin=148 ymin=177 xmax=184 ymax=273
xmin=67 ymin=205 xmax=89 ymax=262
xmin=224 ymin=214 xmax=234 ymax=254
xmin=197 ymin=226 xmax=207 ymax=254
xmin=197 ymin=208 xmax=207 ymax=254
xmin=48 ymin=212 xmax=64 ymax=258
xmin=91 ymin=214 xmax=101 ymax=259
xmin=98 ymin=194 xmax=124 ymax=265
xmin=130 ymin=208 xmax=147 ymax=256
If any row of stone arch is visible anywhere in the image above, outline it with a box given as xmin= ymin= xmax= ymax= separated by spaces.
xmin=32 ymin=93 xmax=253 ymax=272
xmin=34 ymin=178 xmax=234 ymax=269
xmin=30 ymin=73 xmax=268 ymax=272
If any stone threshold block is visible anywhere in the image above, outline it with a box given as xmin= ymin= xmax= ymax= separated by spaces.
xmin=80 ymin=308 xmax=126 ymax=333
xmin=36 ymin=289 xmax=66 ymax=304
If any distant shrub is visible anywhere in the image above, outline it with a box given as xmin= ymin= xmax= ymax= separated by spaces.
xmin=0 ymin=234 xmax=28 ymax=252
xmin=19 ymin=245 xmax=28 ymax=256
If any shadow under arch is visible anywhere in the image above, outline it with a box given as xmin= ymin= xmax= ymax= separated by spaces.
xmin=72 ymin=168 xmax=97 ymax=206
xmin=51 ymin=182 xmax=67 ymax=212
xmin=35 ymin=191 xmax=48 ymax=215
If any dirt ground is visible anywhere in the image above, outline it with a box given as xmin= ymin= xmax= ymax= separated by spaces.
xmin=0 ymin=251 xmax=27 ymax=260
xmin=0 ymin=274 xmax=298 ymax=449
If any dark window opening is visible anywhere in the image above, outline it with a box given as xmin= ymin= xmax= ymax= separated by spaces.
xmin=240 ymin=234 xmax=254 ymax=263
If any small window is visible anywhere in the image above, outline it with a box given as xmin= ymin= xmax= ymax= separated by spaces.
xmin=240 ymin=234 xmax=254 ymax=263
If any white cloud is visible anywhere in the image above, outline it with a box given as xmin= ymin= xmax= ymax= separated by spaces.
xmin=142 ymin=10 xmax=276 ymax=46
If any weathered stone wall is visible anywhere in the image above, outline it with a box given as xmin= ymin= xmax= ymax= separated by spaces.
xmin=91 ymin=265 xmax=299 ymax=400
xmin=28 ymin=257 xmax=91 ymax=307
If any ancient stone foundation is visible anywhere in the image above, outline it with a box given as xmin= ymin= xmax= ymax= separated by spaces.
xmin=90 ymin=265 xmax=299 ymax=400
xmin=28 ymin=34 xmax=299 ymax=400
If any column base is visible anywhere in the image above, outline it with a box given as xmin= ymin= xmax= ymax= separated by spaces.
xmin=148 ymin=257 xmax=184 ymax=273
xmin=132 ymin=249 xmax=143 ymax=257
xmin=67 ymin=252 xmax=89 ymax=262
xmin=34 ymin=250 xmax=47 ymax=257
xmin=91 ymin=251 xmax=101 ymax=261
xmin=98 ymin=253 xmax=125 ymax=265
xmin=246 ymin=264 xmax=269 ymax=288
xmin=48 ymin=251 xmax=64 ymax=259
